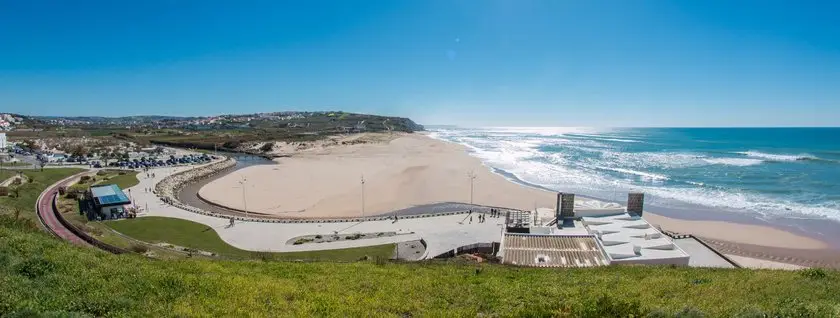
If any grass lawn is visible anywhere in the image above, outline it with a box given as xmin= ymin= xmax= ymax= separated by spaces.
xmin=0 ymin=168 xmax=84 ymax=219
xmin=2 ymin=215 xmax=840 ymax=317
xmin=92 ymin=171 xmax=139 ymax=189
xmin=106 ymin=216 xmax=396 ymax=261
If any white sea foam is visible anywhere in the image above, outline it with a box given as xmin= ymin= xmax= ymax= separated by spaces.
xmin=737 ymin=151 xmax=817 ymax=162
xmin=597 ymin=167 xmax=670 ymax=181
xmin=429 ymin=127 xmax=840 ymax=222
xmin=703 ymin=158 xmax=764 ymax=166
xmin=600 ymin=138 xmax=641 ymax=143
xmin=638 ymin=185 xmax=840 ymax=221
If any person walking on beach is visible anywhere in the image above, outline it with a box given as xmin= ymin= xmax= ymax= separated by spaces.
xmin=470 ymin=216 xmax=473 ymax=224
xmin=229 ymin=217 xmax=235 ymax=228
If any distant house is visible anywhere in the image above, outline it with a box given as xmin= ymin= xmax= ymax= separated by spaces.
xmin=0 ymin=132 xmax=6 ymax=149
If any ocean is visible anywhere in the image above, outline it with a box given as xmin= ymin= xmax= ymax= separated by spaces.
xmin=428 ymin=127 xmax=840 ymax=224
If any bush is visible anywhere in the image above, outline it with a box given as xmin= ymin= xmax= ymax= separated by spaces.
xmin=65 ymin=184 xmax=89 ymax=200
xmin=260 ymin=143 xmax=274 ymax=152
xmin=130 ymin=244 xmax=149 ymax=254
xmin=800 ymin=268 xmax=826 ymax=279
xmin=11 ymin=178 xmax=21 ymax=185
xmin=223 ymin=140 xmax=241 ymax=149
xmin=80 ymin=176 xmax=92 ymax=183
xmin=15 ymin=257 xmax=57 ymax=278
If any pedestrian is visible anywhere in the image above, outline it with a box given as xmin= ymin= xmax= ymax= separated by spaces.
xmin=470 ymin=216 xmax=473 ymax=224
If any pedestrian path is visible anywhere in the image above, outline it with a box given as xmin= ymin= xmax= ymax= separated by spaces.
xmin=128 ymin=167 xmax=504 ymax=256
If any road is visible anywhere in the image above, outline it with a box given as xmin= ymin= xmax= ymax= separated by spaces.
xmin=35 ymin=172 xmax=90 ymax=247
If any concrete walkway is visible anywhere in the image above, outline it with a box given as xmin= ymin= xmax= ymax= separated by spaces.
xmin=128 ymin=167 xmax=504 ymax=257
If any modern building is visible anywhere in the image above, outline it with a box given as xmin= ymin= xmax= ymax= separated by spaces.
xmin=497 ymin=192 xmax=690 ymax=267
xmin=89 ymin=184 xmax=132 ymax=220
xmin=501 ymin=234 xmax=608 ymax=267
xmin=0 ymin=132 xmax=6 ymax=149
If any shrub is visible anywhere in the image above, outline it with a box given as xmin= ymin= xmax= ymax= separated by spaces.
xmin=799 ymin=268 xmax=826 ymax=279
xmin=260 ymin=143 xmax=274 ymax=152
xmin=66 ymin=184 xmax=89 ymax=199
xmin=130 ymin=244 xmax=149 ymax=254
xmin=223 ymin=140 xmax=241 ymax=149
xmin=80 ymin=176 xmax=91 ymax=183
xmin=15 ymin=257 xmax=57 ymax=278
xmin=293 ymin=238 xmax=313 ymax=245
xmin=11 ymin=178 xmax=21 ymax=185
xmin=314 ymin=235 xmax=322 ymax=239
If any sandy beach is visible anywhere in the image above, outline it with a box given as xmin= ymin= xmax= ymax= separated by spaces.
xmin=199 ymin=133 xmax=832 ymax=254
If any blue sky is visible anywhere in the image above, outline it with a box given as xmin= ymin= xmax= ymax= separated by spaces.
xmin=1 ymin=0 xmax=838 ymax=127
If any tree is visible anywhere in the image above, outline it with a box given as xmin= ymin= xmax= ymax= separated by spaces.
xmin=71 ymin=145 xmax=89 ymax=157
xmin=260 ymin=142 xmax=274 ymax=152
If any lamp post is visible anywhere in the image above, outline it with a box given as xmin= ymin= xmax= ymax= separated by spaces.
xmin=467 ymin=171 xmax=476 ymax=205
xmin=360 ymin=175 xmax=366 ymax=219
xmin=239 ymin=177 xmax=248 ymax=219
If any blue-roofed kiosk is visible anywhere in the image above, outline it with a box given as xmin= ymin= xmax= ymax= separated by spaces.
xmin=88 ymin=184 xmax=132 ymax=220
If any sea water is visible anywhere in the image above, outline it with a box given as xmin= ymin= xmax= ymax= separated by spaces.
xmin=428 ymin=127 xmax=840 ymax=223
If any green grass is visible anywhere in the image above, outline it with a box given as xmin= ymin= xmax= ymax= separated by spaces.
xmin=1 ymin=216 xmax=840 ymax=317
xmin=1 ymin=171 xmax=840 ymax=316
xmin=0 ymin=168 xmax=84 ymax=219
xmin=92 ymin=171 xmax=139 ymax=190
xmin=106 ymin=216 xmax=395 ymax=261
xmin=1 ymin=162 xmax=33 ymax=167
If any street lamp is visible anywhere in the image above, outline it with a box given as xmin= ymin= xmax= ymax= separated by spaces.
xmin=360 ymin=175 xmax=366 ymax=219
xmin=239 ymin=177 xmax=248 ymax=219
xmin=467 ymin=171 xmax=476 ymax=205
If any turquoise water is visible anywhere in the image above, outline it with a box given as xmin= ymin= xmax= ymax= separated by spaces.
xmin=429 ymin=127 xmax=840 ymax=222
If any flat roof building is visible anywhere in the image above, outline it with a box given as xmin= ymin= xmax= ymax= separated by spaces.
xmin=497 ymin=192 xmax=691 ymax=267
xmin=89 ymin=184 xmax=132 ymax=220
xmin=0 ymin=132 xmax=6 ymax=149
xmin=583 ymin=213 xmax=690 ymax=265
xmin=500 ymin=234 xmax=607 ymax=267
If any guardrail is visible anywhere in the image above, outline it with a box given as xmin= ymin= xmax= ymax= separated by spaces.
xmin=50 ymin=193 xmax=128 ymax=254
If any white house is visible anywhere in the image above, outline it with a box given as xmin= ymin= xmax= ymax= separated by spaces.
xmin=0 ymin=132 xmax=6 ymax=149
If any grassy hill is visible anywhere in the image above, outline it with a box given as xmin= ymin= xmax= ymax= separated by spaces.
xmin=1 ymin=216 xmax=839 ymax=317
xmin=2 ymin=168 xmax=839 ymax=317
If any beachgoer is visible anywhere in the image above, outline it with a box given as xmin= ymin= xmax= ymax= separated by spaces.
xmin=470 ymin=216 xmax=473 ymax=224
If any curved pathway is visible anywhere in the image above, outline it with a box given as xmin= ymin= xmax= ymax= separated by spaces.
xmin=36 ymin=172 xmax=90 ymax=247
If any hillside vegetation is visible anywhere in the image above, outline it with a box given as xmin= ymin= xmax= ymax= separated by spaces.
xmin=1 ymin=216 xmax=839 ymax=317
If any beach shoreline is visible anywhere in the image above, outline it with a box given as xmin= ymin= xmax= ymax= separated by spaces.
xmin=197 ymin=132 xmax=840 ymax=266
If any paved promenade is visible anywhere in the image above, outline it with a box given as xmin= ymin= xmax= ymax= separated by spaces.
xmin=128 ymin=167 xmax=504 ymax=257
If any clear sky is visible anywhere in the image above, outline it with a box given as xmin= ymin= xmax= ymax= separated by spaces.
xmin=1 ymin=0 xmax=838 ymax=127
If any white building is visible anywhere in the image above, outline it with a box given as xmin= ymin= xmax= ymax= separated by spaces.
xmin=0 ymin=132 xmax=6 ymax=149
xmin=497 ymin=193 xmax=690 ymax=267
